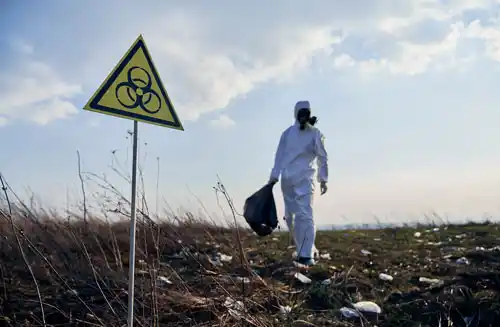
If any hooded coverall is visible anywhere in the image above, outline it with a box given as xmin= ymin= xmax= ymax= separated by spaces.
xmin=269 ymin=102 xmax=328 ymax=260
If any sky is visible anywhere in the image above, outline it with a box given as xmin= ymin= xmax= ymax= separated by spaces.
xmin=1 ymin=0 xmax=500 ymax=225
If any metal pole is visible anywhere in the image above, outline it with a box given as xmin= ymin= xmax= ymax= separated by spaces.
xmin=127 ymin=120 xmax=139 ymax=327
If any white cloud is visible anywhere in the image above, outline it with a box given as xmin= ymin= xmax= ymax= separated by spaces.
xmin=0 ymin=117 xmax=7 ymax=127
xmin=332 ymin=1 xmax=500 ymax=76
xmin=109 ymin=0 xmax=500 ymax=119
xmin=209 ymin=114 xmax=236 ymax=129
xmin=0 ymin=50 xmax=82 ymax=126
xmin=8 ymin=0 xmax=500 ymax=126
xmin=146 ymin=23 xmax=342 ymax=121
xmin=464 ymin=18 xmax=500 ymax=61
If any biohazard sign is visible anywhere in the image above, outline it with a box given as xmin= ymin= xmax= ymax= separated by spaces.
xmin=83 ymin=35 xmax=183 ymax=130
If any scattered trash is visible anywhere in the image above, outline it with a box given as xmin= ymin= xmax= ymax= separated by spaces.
xmin=235 ymin=276 xmax=251 ymax=284
xmin=158 ymin=276 xmax=173 ymax=284
xmin=419 ymin=277 xmax=443 ymax=286
xmin=279 ymin=305 xmax=292 ymax=316
xmin=224 ymin=297 xmax=245 ymax=320
xmin=6 ymin=205 xmax=500 ymax=327
xmin=294 ymin=272 xmax=312 ymax=284
xmin=361 ymin=249 xmax=372 ymax=256
xmin=320 ymin=252 xmax=331 ymax=260
xmin=353 ymin=301 xmax=382 ymax=314
xmin=379 ymin=273 xmax=393 ymax=281
xmin=340 ymin=307 xmax=360 ymax=318
xmin=219 ymin=253 xmax=233 ymax=262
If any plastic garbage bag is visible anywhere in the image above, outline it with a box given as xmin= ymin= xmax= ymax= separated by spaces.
xmin=243 ymin=183 xmax=278 ymax=236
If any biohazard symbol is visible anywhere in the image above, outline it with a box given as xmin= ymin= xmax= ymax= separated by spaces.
xmin=115 ymin=66 xmax=161 ymax=114
xmin=82 ymin=34 xmax=183 ymax=131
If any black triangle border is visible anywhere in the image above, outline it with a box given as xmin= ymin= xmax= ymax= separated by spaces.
xmin=88 ymin=37 xmax=183 ymax=129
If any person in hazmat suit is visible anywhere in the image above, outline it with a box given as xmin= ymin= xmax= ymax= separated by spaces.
xmin=268 ymin=100 xmax=328 ymax=267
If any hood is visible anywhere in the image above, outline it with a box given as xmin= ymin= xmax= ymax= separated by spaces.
xmin=294 ymin=100 xmax=311 ymax=120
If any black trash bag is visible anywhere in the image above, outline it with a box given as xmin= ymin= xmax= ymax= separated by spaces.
xmin=243 ymin=183 xmax=279 ymax=237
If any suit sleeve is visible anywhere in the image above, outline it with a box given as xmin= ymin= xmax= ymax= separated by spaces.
xmin=270 ymin=131 xmax=286 ymax=180
xmin=315 ymin=131 xmax=328 ymax=183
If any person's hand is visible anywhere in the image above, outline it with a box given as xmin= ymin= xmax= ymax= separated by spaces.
xmin=268 ymin=177 xmax=278 ymax=185
xmin=320 ymin=181 xmax=328 ymax=195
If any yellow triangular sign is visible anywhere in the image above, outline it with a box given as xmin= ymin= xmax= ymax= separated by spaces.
xmin=83 ymin=35 xmax=183 ymax=131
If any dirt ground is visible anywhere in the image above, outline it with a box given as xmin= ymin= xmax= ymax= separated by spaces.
xmin=0 ymin=207 xmax=499 ymax=326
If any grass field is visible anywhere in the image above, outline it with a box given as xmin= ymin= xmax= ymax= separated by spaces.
xmin=1 ymin=196 xmax=500 ymax=327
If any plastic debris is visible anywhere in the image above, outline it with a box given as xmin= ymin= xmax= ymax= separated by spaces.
xmin=379 ymin=273 xmax=393 ymax=281
xmin=340 ymin=307 xmax=360 ymax=318
xmin=353 ymin=301 xmax=382 ymax=314
xmin=158 ymin=276 xmax=173 ymax=284
xmin=219 ymin=253 xmax=233 ymax=262
xmin=320 ymin=252 xmax=331 ymax=260
xmin=279 ymin=305 xmax=292 ymax=316
xmin=419 ymin=277 xmax=443 ymax=285
xmin=224 ymin=297 xmax=245 ymax=320
xmin=294 ymin=272 xmax=312 ymax=284
xmin=235 ymin=276 xmax=251 ymax=284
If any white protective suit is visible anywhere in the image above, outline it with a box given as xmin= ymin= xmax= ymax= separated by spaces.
xmin=269 ymin=101 xmax=328 ymax=259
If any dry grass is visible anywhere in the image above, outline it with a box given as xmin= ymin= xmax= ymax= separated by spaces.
xmin=1 ymin=169 xmax=500 ymax=326
xmin=0 ymin=201 xmax=500 ymax=326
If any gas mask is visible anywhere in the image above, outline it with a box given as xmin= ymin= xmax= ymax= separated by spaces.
xmin=296 ymin=108 xmax=318 ymax=130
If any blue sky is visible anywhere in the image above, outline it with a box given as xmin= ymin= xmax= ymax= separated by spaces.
xmin=2 ymin=0 xmax=500 ymax=225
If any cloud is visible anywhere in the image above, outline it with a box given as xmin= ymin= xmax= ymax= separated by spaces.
xmin=145 ymin=23 xmax=342 ymax=121
xmin=11 ymin=0 xmax=500 ymax=125
xmin=209 ymin=114 xmax=236 ymax=129
xmin=0 ymin=44 xmax=82 ymax=126
xmin=116 ymin=1 xmax=500 ymax=118
xmin=464 ymin=18 xmax=500 ymax=61
xmin=332 ymin=0 xmax=500 ymax=76
xmin=0 ymin=117 xmax=7 ymax=127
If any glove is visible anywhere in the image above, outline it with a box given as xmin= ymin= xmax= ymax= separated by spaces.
xmin=320 ymin=181 xmax=328 ymax=195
